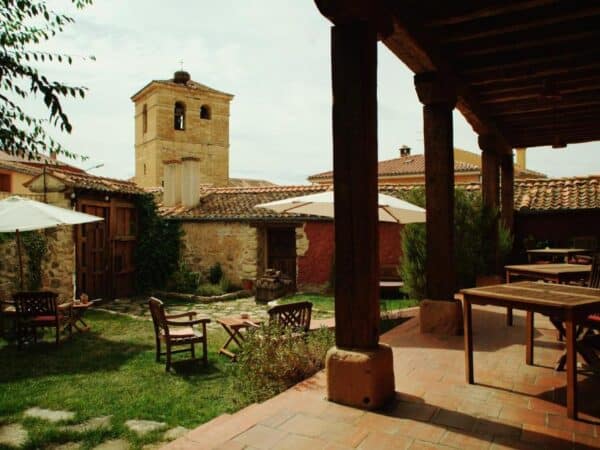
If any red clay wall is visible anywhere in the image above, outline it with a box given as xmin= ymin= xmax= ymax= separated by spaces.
xmin=297 ymin=221 xmax=404 ymax=291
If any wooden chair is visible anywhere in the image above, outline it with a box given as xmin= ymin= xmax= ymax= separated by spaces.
xmin=13 ymin=291 xmax=71 ymax=348
xmin=148 ymin=297 xmax=210 ymax=372
xmin=268 ymin=301 xmax=312 ymax=333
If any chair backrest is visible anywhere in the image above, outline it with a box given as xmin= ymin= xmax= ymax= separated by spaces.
xmin=13 ymin=291 xmax=58 ymax=317
xmin=589 ymin=253 xmax=600 ymax=289
xmin=268 ymin=301 xmax=312 ymax=332
xmin=148 ymin=297 xmax=169 ymax=336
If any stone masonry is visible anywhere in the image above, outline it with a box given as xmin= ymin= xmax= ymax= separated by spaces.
xmin=180 ymin=222 xmax=257 ymax=285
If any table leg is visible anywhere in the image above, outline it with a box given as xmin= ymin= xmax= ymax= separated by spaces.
xmin=505 ymin=271 xmax=513 ymax=326
xmin=526 ymin=311 xmax=534 ymax=365
xmin=463 ymin=298 xmax=474 ymax=384
xmin=565 ymin=313 xmax=578 ymax=419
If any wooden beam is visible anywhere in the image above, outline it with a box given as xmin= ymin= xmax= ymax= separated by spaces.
xmin=331 ymin=20 xmax=380 ymax=350
xmin=510 ymin=131 xmax=600 ymax=148
xmin=443 ymin=5 xmax=600 ymax=44
xmin=468 ymin=62 xmax=600 ymax=87
xmin=415 ymin=72 xmax=456 ymax=301
xmin=491 ymin=96 xmax=600 ymax=117
xmin=425 ymin=0 xmax=557 ymax=27
xmin=478 ymin=76 xmax=600 ymax=103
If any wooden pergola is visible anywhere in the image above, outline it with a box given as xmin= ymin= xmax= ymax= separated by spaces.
xmin=314 ymin=0 xmax=600 ymax=409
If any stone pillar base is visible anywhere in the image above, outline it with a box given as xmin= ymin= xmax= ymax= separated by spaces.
xmin=326 ymin=344 xmax=395 ymax=410
xmin=420 ymin=299 xmax=463 ymax=335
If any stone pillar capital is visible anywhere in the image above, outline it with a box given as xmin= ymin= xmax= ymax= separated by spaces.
xmin=414 ymin=72 xmax=457 ymax=107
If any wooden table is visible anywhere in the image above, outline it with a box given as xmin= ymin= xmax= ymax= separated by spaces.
xmin=216 ymin=316 xmax=260 ymax=360
xmin=461 ymin=281 xmax=600 ymax=420
xmin=527 ymin=248 xmax=590 ymax=263
xmin=67 ymin=302 xmax=94 ymax=332
xmin=503 ymin=264 xmax=591 ymax=326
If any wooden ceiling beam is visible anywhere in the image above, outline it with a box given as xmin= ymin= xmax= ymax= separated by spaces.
xmin=492 ymin=97 xmax=600 ymax=117
xmin=477 ymin=75 xmax=600 ymax=98
xmin=443 ymin=5 xmax=600 ymax=44
xmin=468 ymin=63 xmax=600 ymax=87
xmin=510 ymin=131 xmax=600 ymax=148
xmin=424 ymin=0 xmax=557 ymax=27
xmin=479 ymin=82 xmax=600 ymax=104
xmin=461 ymin=47 xmax=600 ymax=75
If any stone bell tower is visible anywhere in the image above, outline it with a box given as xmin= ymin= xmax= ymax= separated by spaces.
xmin=131 ymin=70 xmax=234 ymax=188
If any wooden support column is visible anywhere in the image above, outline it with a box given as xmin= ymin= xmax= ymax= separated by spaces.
xmin=325 ymin=20 xmax=394 ymax=410
xmin=415 ymin=72 xmax=463 ymax=335
xmin=415 ymin=72 xmax=456 ymax=302
xmin=500 ymin=153 xmax=514 ymax=233
xmin=479 ymin=134 xmax=502 ymax=274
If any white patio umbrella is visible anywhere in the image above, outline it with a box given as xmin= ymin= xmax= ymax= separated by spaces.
xmin=256 ymin=191 xmax=426 ymax=224
xmin=0 ymin=196 xmax=103 ymax=290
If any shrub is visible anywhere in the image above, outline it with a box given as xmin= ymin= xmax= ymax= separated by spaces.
xmin=233 ymin=324 xmax=334 ymax=403
xmin=208 ymin=262 xmax=223 ymax=285
xmin=166 ymin=264 xmax=199 ymax=293
xmin=195 ymin=283 xmax=224 ymax=296
xmin=400 ymin=187 xmax=513 ymax=300
xmin=21 ymin=231 xmax=47 ymax=291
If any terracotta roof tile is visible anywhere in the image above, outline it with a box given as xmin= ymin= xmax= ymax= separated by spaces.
xmin=26 ymin=169 xmax=145 ymax=195
xmin=159 ymin=176 xmax=599 ymax=221
xmin=309 ymin=154 xmax=479 ymax=181
xmin=514 ymin=176 xmax=600 ymax=212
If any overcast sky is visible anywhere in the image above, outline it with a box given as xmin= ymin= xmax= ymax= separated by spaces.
xmin=34 ymin=0 xmax=600 ymax=184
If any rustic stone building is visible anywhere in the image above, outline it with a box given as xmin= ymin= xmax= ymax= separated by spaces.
xmin=131 ymin=71 xmax=234 ymax=189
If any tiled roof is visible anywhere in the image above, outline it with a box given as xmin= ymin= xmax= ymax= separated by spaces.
xmin=159 ymin=185 xmax=329 ymax=220
xmin=0 ymin=159 xmax=40 ymax=176
xmin=131 ymin=77 xmax=233 ymax=100
xmin=159 ymin=176 xmax=600 ymax=221
xmin=0 ymin=151 xmax=85 ymax=173
xmin=308 ymin=154 xmax=479 ymax=181
xmin=26 ymin=169 xmax=145 ymax=195
xmin=514 ymin=176 xmax=600 ymax=212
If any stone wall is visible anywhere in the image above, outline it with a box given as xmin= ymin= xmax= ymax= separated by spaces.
xmin=0 ymin=226 xmax=75 ymax=303
xmin=180 ymin=221 xmax=258 ymax=285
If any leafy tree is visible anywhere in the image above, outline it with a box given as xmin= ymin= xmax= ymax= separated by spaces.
xmin=0 ymin=0 xmax=93 ymax=160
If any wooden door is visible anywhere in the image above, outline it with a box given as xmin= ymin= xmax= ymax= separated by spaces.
xmin=267 ymin=227 xmax=297 ymax=286
xmin=112 ymin=204 xmax=136 ymax=297
xmin=77 ymin=204 xmax=109 ymax=299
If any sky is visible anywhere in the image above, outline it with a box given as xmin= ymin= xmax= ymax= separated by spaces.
xmin=30 ymin=0 xmax=600 ymax=184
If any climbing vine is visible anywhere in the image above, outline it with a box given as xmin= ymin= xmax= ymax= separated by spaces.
xmin=21 ymin=231 xmax=48 ymax=291
xmin=134 ymin=194 xmax=182 ymax=293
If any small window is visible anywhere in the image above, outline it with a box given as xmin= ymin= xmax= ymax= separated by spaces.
xmin=143 ymin=164 xmax=147 ymax=175
xmin=174 ymin=101 xmax=185 ymax=130
xmin=200 ymin=104 xmax=211 ymax=120
xmin=0 ymin=173 xmax=10 ymax=192
xmin=142 ymin=104 xmax=148 ymax=133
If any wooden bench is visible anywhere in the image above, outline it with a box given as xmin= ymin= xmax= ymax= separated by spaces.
xmin=268 ymin=301 xmax=312 ymax=332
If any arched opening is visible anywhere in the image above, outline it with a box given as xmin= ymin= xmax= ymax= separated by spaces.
xmin=174 ymin=102 xmax=185 ymax=130
xmin=142 ymin=104 xmax=148 ymax=133
xmin=200 ymin=104 xmax=211 ymax=120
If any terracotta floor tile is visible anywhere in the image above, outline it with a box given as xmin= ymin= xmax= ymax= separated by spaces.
xmin=490 ymin=436 xmax=541 ymax=450
xmin=259 ymin=409 xmax=297 ymax=429
xmin=431 ymin=409 xmax=477 ymax=432
xmin=390 ymin=401 xmax=438 ymax=422
xmin=472 ymin=417 xmax=522 ymax=439
xmin=357 ymin=431 xmax=413 ymax=450
xmin=397 ymin=421 xmax=447 ymax=443
xmin=319 ymin=421 xmax=370 ymax=448
xmin=278 ymin=414 xmax=331 ymax=438
xmin=214 ymin=441 xmax=247 ymax=450
xmin=232 ymin=424 xmax=287 ymax=449
xmin=499 ymin=405 xmax=547 ymax=428
xmin=458 ymin=399 xmax=503 ymax=419
xmin=573 ymin=432 xmax=600 ymax=449
xmin=438 ymin=430 xmax=493 ymax=450
xmin=354 ymin=412 xmax=404 ymax=434
xmin=547 ymin=413 xmax=597 ymax=437
xmin=408 ymin=441 xmax=455 ymax=450
xmin=318 ymin=402 xmax=366 ymax=424
xmin=270 ymin=433 xmax=323 ymax=450
xmin=520 ymin=423 xmax=573 ymax=449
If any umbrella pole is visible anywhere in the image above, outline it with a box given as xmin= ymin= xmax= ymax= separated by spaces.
xmin=16 ymin=229 xmax=24 ymax=290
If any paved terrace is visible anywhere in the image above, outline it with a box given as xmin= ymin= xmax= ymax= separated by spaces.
xmin=164 ymin=306 xmax=599 ymax=450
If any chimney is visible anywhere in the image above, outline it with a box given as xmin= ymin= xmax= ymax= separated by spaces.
xmin=181 ymin=156 xmax=201 ymax=208
xmin=399 ymin=145 xmax=411 ymax=157
xmin=515 ymin=148 xmax=526 ymax=169
xmin=163 ymin=160 xmax=182 ymax=207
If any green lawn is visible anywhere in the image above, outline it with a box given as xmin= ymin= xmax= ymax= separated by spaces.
xmin=279 ymin=293 xmax=418 ymax=313
xmin=0 ymin=311 xmax=245 ymax=450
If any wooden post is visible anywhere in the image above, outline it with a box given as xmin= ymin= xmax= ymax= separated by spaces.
xmin=415 ymin=72 xmax=456 ymax=302
xmin=16 ymin=229 xmax=24 ymax=290
xmin=332 ymin=20 xmax=379 ymax=350
xmin=500 ymin=153 xmax=514 ymax=233
xmin=326 ymin=20 xmax=395 ymax=410
xmin=479 ymin=134 xmax=501 ymax=274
